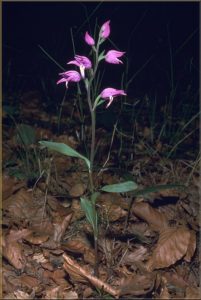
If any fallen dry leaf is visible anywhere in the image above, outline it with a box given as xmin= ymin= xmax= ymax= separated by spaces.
xmin=14 ymin=290 xmax=33 ymax=299
xmin=52 ymin=213 xmax=73 ymax=243
xmin=146 ymin=226 xmax=196 ymax=271
xmin=158 ymin=285 xmax=171 ymax=299
xmin=132 ymin=202 xmax=169 ymax=231
xmin=69 ymin=182 xmax=86 ymax=197
xmin=120 ymin=245 xmax=149 ymax=265
xmin=63 ymin=253 xmax=120 ymax=297
xmin=183 ymin=229 xmax=196 ymax=262
xmin=3 ymin=229 xmax=32 ymax=270
xmin=98 ymin=193 xmax=127 ymax=222
xmin=18 ymin=274 xmax=40 ymax=288
xmin=2 ymin=173 xmax=25 ymax=200
xmin=119 ymin=273 xmax=155 ymax=296
xmin=185 ymin=286 xmax=201 ymax=299
xmin=24 ymin=233 xmax=49 ymax=245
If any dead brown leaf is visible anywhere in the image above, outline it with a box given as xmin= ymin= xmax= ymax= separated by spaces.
xmin=2 ymin=173 xmax=25 ymax=200
xmin=63 ymin=253 xmax=120 ymax=297
xmin=132 ymin=202 xmax=169 ymax=231
xmin=52 ymin=213 xmax=73 ymax=243
xmin=19 ymin=274 xmax=40 ymax=288
xmin=119 ymin=273 xmax=155 ymax=296
xmin=69 ymin=182 xmax=86 ymax=197
xmin=24 ymin=233 xmax=49 ymax=245
xmin=185 ymin=286 xmax=201 ymax=299
xmin=163 ymin=271 xmax=188 ymax=289
xmin=3 ymin=189 xmax=44 ymax=223
xmin=3 ymin=229 xmax=32 ymax=270
xmin=13 ymin=290 xmax=33 ymax=299
xmin=158 ymin=285 xmax=171 ymax=299
xmin=98 ymin=193 xmax=127 ymax=222
xmin=146 ymin=226 xmax=196 ymax=271
xmin=121 ymin=245 xmax=149 ymax=265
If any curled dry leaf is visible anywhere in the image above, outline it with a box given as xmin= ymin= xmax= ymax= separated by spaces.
xmin=163 ymin=271 xmax=188 ymax=289
xmin=3 ymin=229 xmax=31 ymax=270
xmin=158 ymin=285 xmax=171 ymax=299
xmin=146 ymin=226 xmax=196 ymax=271
xmin=24 ymin=233 xmax=49 ymax=245
xmin=120 ymin=245 xmax=149 ymax=265
xmin=132 ymin=202 xmax=169 ymax=231
xmin=44 ymin=286 xmax=60 ymax=299
xmin=119 ymin=273 xmax=155 ymax=296
xmin=3 ymin=189 xmax=45 ymax=223
xmin=53 ymin=213 xmax=73 ymax=243
xmin=61 ymin=235 xmax=95 ymax=264
xmin=183 ymin=229 xmax=196 ymax=262
xmin=185 ymin=286 xmax=201 ymax=299
xmin=50 ymin=269 xmax=70 ymax=287
xmin=2 ymin=173 xmax=25 ymax=200
xmin=98 ymin=193 xmax=127 ymax=222
xmin=13 ymin=290 xmax=33 ymax=299
xmin=69 ymin=182 xmax=86 ymax=197
xmin=63 ymin=253 xmax=120 ymax=298
xmin=32 ymin=252 xmax=48 ymax=264
xmin=18 ymin=274 xmax=40 ymax=288
xmin=3 ymin=240 xmax=26 ymax=270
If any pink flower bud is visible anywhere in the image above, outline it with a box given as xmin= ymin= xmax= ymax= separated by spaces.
xmin=85 ymin=31 xmax=95 ymax=46
xmin=100 ymin=20 xmax=110 ymax=39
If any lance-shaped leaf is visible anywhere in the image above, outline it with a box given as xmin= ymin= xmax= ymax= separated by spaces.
xmin=80 ymin=196 xmax=98 ymax=237
xmin=39 ymin=141 xmax=91 ymax=170
xmin=101 ymin=181 xmax=138 ymax=193
xmin=131 ymin=184 xmax=184 ymax=198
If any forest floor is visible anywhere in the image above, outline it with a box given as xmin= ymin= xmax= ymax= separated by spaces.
xmin=2 ymin=89 xmax=200 ymax=299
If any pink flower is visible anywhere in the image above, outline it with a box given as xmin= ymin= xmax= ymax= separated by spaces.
xmin=100 ymin=88 xmax=127 ymax=108
xmin=100 ymin=20 xmax=110 ymax=39
xmin=105 ymin=50 xmax=125 ymax=64
xmin=57 ymin=70 xmax=81 ymax=88
xmin=85 ymin=31 xmax=95 ymax=46
xmin=67 ymin=55 xmax=92 ymax=78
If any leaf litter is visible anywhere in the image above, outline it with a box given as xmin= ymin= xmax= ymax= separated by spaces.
xmin=2 ymin=90 xmax=200 ymax=299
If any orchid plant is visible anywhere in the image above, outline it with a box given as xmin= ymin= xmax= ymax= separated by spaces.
xmin=39 ymin=20 xmax=182 ymax=276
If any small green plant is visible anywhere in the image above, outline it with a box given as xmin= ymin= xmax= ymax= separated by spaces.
xmin=39 ymin=20 xmax=183 ymax=276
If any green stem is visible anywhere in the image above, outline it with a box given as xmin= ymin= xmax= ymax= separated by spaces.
xmin=94 ymin=236 xmax=99 ymax=277
xmin=90 ymin=110 xmax=96 ymax=172
xmin=84 ymin=37 xmax=102 ymax=277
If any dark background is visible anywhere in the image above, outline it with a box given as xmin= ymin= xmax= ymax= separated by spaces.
xmin=3 ymin=1 xmax=199 ymax=100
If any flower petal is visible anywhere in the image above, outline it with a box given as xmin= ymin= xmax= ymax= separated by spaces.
xmin=105 ymin=50 xmax=125 ymax=64
xmin=57 ymin=70 xmax=81 ymax=86
xmin=100 ymin=88 xmax=126 ymax=99
xmin=100 ymin=88 xmax=126 ymax=107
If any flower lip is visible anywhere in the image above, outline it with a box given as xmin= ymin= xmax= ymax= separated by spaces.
xmin=85 ymin=31 xmax=95 ymax=46
xmin=100 ymin=20 xmax=110 ymax=39
xmin=105 ymin=50 xmax=125 ymax=64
